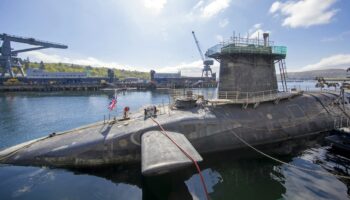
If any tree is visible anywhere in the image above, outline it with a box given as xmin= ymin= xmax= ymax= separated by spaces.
xmin=39 ymin=61 xmax=45 ymax=70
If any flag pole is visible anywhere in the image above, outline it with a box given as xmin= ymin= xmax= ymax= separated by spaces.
xmin=107 ymin=89 xmax=117 ymax=121
xmin=114 ymin=89 xmax=117 ymax=119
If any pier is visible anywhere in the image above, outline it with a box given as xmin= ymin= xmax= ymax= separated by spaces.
xmin=0 ymin=83 xmax=103 ymax=92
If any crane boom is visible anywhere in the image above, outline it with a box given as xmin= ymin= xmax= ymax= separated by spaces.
xmin=0 ymin=33 xmax=68 ymax=49
xmin=191 ymin=31 xmax=205 ymax=61
xmin=0 ymin=33 xmax=68 ymax=78
xmin=191 ymin=31 xmax=214 ymax=78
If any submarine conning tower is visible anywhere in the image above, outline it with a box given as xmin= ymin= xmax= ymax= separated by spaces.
xmin=206 ymin=33 xmax=288 ymax=100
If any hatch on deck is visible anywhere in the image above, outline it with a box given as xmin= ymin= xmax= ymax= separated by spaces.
xmin=141 ymin=131 xmax=202 ymax=176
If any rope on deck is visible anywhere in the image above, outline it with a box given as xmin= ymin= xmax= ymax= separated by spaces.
xmin=229 ymin=129 xmax=350 ymax=180
xmin=150 ymin=117 xmax=210 ymax=200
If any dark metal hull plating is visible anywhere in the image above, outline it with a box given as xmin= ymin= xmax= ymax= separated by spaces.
xmin=0 ymin=92 xmax=347 ymax=167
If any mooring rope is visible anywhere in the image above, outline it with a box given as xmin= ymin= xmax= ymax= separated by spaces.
xmin=150 ymin=117 xmax=210 ymax=200
xmin=229 ymin=129 xmax=350 ymax=180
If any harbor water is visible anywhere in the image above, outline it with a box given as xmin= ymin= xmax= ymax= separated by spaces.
xmin=0 ymin=82 xmax=349 ymax=200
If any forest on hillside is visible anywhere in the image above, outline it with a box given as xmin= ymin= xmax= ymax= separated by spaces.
xmin=21 ymin=61 xmax=150 ymax=80
xmin=285 ymin=69 xmax=348 ymax=80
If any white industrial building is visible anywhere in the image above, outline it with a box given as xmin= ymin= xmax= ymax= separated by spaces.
xmin=26 ymin=68 xmax=87 ymax=79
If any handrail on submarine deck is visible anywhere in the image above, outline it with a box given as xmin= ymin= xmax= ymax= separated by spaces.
xmin=210 ymin=90 xmax=301 ymax=105
xmin=218 ymin=89 xmax=278 ymax=101
xmin=333 ymin=115 xmax=350 ymax=129
xmin=169 ymin=86 xmax=348 ymax=106
xmin=169 ymin=88 xmax=303 ymax=105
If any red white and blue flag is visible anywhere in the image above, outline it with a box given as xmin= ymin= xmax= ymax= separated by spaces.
xmin=108 ymin=95 xmax=117 ymax=111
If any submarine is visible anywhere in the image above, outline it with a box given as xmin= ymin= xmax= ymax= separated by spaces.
xmin=0 ymin=33 xmax=348 ymax=175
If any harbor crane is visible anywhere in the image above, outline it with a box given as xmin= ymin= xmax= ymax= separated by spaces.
xmin=0 ymin=33 xmax=68 ymax=77
xmin=191 ymin=31 xmax=214 ymax=78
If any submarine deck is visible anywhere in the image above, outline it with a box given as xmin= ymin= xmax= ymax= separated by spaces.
xmin=0 ymin=105 xmax=206 ymax=166
xmin=0 ymin=90 xmax=347 ymax=167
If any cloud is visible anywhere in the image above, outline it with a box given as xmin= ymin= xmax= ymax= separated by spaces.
xmin=269 ymin=0 xmax=338 ymax=28
xmin=158 ymin=60 xmax=202 ymax=73
xmin=269 ymin=1 xmax=281 ymax=13
xmin=248 ymin=23 xmax=270 ymax=39
xmin=252 ymin=23 xmax=262 ymax=29
xmin=193 ymin=0 xmax=204 ymax=10
xmin=321 ymin=30 xmax=350 ymax=42
xmin=299 ymin=54 xmax=350 ymax=71
xmin=155 ymin=59 xmax=220 ymax=77
xmin=143 ymin=0 xmax=167 ymax=14
xmin=215 ymin=34 xmax=224 ymax=42
xmin=201 ymin=0 xmax=231 ymax=18
xmin=188 ymin=0 xmax=231 ymax=20
xmin=219 ymin=18 xmax=229 ymax=27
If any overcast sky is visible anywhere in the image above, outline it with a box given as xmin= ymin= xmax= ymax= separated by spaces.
xmin=1 ymin=0 xmax=350 ymax=76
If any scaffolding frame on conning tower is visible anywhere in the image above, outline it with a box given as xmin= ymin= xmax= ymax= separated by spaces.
xmin=206 ymin=35 xmax=287 ymax=60
xmin=205 ymin=34 xmax=289 ymax=92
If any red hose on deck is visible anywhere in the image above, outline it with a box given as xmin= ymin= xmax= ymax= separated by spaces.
xmin=150 ymin=117 xmax=210 ymax=200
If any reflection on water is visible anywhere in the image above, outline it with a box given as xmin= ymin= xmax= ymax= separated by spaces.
xmin=0 ymin=86 xmax=349 ymax=199
xmin=0 ymin=165 xmax=142 ymax=200
xmin=2 ymin=146 xmax=348 ymax=200
xmin=277 ymin=147 xmax=349 ymax=200
xmin=185 ymin=169 xmax=223 ymax=200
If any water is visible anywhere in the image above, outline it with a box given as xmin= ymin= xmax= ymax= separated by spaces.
xmin=0 ymin=83 xmax=349 ymax=200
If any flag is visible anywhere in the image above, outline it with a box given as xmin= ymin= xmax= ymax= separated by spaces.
xmin=108 ymin=96 xmax=117 ymax=111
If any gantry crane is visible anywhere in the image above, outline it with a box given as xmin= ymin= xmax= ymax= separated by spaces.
xmin=0 ymin=33 xmax=68 ymax=77
xmin=191 ymin=31 xmax=214 ymax=78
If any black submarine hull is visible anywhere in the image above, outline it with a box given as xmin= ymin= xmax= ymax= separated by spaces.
xmin=0 ymin=92 xmax=347 ymax=167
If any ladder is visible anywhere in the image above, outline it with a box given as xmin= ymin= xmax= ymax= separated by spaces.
xmin=278 ymin=59 xmax=288 ymax=92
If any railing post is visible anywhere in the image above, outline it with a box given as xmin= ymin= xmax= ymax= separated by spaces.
xmin=270 ymin=90 xmax=272 ymax=99
xmin=340 ymin=116 xmax=343 ymax=128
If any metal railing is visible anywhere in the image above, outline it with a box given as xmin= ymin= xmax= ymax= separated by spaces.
xmin=205 ymin=36 xmax=286 ymax=58
xmin=221 ymin=45 xmax=272 ymax=55
xmin=272 ymin=46 xmax=287 ymax=55
xmin=169 ymin=88 xmax=300 ymax=105
xmin=217 ymin=90 xmax=281 ymax=103
xmin=221 ymin=36 xmax=274 ymax=47
xmin=170 ymin=89 xmax=290 ymax=102
xmin=169 ymin=88 xmax=216 ymax=100
xmin=334 ymin=116 xmax=349 ymax=129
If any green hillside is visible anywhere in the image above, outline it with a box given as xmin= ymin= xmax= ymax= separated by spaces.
xmin=23 ymin=62 xmax=150 ymax=80
xmin=285 ymin=69 xmax=348 ymax=80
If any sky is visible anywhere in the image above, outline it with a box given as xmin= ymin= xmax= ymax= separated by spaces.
xmin=1 ymin=0 xmax=350 ymax=76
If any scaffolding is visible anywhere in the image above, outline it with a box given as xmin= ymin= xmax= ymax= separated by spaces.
xmin=205 ymin=36 xmax=287 ymax=60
